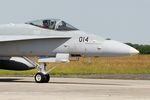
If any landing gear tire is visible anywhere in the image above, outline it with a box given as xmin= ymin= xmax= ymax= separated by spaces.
xmin=44 ymin=74 xmax=50 ymax=83
xmin=34 ymin=73 xmax=50 ymax=83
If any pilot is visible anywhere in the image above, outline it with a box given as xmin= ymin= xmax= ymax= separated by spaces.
xmin=58 ymin=21 xmax=67 ymax=30
xmin=43 ymin=20 xmax=49 ymax=29
xmin=49 ymin=21 xmax=56 ymax=29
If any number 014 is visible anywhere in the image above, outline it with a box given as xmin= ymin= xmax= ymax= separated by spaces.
xmin=79 ymin=37 xmax=89 ymax=42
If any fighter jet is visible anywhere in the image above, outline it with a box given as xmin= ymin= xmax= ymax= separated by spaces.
xmin=0 ymin=19 xmax=139 ymax=83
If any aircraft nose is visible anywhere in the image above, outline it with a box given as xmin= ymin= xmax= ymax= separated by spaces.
xmin=129 ymin=47 xmax=139 ymax=55
xmin=100 ymin=40 xmax=139 ymax=56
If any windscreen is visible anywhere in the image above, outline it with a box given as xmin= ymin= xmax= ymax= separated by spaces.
xmin=26 ymin=19 xmax=78 ymax=31
xmin=56 ymin=21 xmax=78 ymax=31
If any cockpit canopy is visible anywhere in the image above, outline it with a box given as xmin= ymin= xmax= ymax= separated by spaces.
xmin=25 ymin=19 xmax=78 ymax=31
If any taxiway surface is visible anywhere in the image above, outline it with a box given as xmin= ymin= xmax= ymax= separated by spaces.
xmin=0 ymin=77 xmax=150 ymax=100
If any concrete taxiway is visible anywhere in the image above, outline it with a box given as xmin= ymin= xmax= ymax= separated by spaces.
xmin=0 ymin=77 xmax=150 ymax=100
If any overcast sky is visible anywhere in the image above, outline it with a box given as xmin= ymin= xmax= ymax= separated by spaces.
xmin=0 ymin=0 xmax=149 ymax=44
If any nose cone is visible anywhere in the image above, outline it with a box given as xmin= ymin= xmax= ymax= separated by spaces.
xmin=129 ymin=47 xmax=139 ymax=55
xmin=100 ymin=40 xmax=139 ymax=56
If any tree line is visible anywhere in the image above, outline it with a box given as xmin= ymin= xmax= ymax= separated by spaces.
xmin=126 ymin=43 xmax=150 ymax=54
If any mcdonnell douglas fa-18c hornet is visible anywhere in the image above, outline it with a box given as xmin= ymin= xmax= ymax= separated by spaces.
xmin=0 ymin=19 xmax=139 ymax=83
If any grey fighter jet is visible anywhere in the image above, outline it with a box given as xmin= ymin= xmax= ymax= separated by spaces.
xmin=0 ymin=19 xmax=139 ymax=83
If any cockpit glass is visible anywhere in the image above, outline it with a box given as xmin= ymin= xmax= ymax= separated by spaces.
xmin=25 ymin=19 xmax=78 ymax=31
xmin=56 ymin=21 xmax=78 ymax=31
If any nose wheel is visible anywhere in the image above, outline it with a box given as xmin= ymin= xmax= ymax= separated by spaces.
xmin=35 ymin=63 xmax=50 ymax=83
xmin=34 ymin=72 xmax=50 ymax=83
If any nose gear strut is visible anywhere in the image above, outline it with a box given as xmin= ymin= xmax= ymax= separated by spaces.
xmin=35 ymin=63 xmax=57 ymax=83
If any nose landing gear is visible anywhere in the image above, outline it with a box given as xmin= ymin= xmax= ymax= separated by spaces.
xmin=34 ymin=63 xmax=50 ymax=83
xmin=34 ymin=63 xmax=57 ymax=83
xmin=34 ymin=72 xmax=50 ymax=83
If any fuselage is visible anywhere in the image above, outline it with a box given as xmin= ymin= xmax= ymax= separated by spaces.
xmin=0 ymin=21 xmax=139 ymax=57
xmin=0 ymin=19 xmax=140 ymax=83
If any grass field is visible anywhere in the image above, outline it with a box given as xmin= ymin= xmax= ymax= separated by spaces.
xmin=0 ymin=55 xmax=150 ymax=76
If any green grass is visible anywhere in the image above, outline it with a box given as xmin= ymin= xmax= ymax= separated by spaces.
xmin=0 ymin=55 xmax=150 ymax=76
xmin=0 ymin=70 xmax=36 ymax=76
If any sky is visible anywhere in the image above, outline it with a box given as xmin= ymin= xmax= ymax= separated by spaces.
xmin=0 ymin=0 xmax=149 ymax=44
